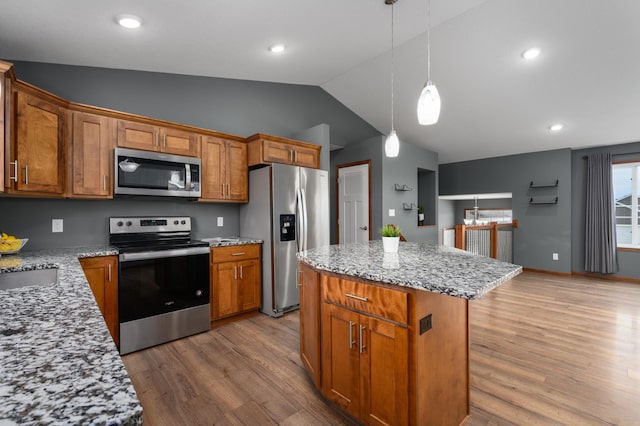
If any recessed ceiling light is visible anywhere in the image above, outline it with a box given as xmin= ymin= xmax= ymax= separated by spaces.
xmin=117 ymin=14 xmax=142 ymax=29
xmin=522 ymin=47 xmax=541 ymax=60
xmin=549 ymin=123 xmax=564 ymax=132
xmin=269 ymin=44 xmax=286 ymax=53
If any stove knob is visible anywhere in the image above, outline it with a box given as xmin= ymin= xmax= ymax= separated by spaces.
xmin=181 ymin=220 xmax=186 ymax=225
xmin=117 ymin=221 xmax=123 ymax=227
xmin=126 ymin=221 xmax=132 ymax=226
xmin=174 ymin=220 xmax=179 ymax=225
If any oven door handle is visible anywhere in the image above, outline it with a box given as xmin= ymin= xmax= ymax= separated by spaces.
xmin=119 ymin=246 xmax=210 ymax=262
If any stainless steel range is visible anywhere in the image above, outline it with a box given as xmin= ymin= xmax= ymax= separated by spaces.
xmin=109 ymin=216 xmax=210 ymax=355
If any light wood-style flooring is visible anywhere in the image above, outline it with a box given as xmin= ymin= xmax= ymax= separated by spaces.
xmin=122 ymin=272 xmax=640 ymax=425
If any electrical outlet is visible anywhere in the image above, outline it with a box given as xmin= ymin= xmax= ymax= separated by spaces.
xmin=552 ymin=253 xmax=559 ymax=261
xmin=52 ymin=219 xmax=64 ymax=233
xmin=389 ymin=209 xmax=395 ymax=217
xmin=217 ymin=217 xmax=224 ymax=227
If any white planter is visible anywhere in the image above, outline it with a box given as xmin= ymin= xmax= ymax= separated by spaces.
xmin=382 ymin=236 xmax=400 ymax=253
xmin=418 ymin=213 xmax=425 ymax=222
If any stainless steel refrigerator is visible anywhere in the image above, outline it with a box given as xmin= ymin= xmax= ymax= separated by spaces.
xmin=240 ymin=163 xmax=329 ymax=317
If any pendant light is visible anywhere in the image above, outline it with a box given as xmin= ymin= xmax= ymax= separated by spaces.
xmin=416 ymin=0 xmax=441 ymax=125
xmin=385 ymin=0 xmax=400 ymax=158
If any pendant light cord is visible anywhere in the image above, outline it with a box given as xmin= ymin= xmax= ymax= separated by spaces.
xmin=391 ymin=0 xmax=395 ymax=132
xmin=427 ymin=0 xmax=431 ymax=82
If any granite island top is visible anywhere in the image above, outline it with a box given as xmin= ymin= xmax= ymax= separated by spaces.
xmin=0 ymin=247 xmax=140 ymax=426
xmin=297 ymin=241 xmax=522 ymax=300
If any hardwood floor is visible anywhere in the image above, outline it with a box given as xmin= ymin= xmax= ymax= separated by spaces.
xmin=121 ymin=272 xmax=640 ymax=425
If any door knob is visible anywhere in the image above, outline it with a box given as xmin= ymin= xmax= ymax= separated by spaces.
xmin=360 ymin=226 xmax=368 ymax=230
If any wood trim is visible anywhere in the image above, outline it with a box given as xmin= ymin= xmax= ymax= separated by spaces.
xmin=612 ymin=158 xmax=640 ymax=165
xmin=335 ymin=160 xmax=372 ymax=244
xmin=617 ymin=247 xmax=640 ymax=252
xmin=245 ymin=132 xmax=320 ymax=149
xmin=571 ymin=271 xmax=640 ymax=285
xmin=522 ymin=267 xmax=572 ymax=277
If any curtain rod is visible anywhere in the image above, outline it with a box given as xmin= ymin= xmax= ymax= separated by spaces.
xmin=581 ymin=153 xmax=640 ymax=159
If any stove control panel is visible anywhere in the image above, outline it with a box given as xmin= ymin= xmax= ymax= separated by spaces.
xmin=110 ymin=216 xmax=192 ymax=234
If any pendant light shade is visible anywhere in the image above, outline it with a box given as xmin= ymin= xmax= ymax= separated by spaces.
xmin=417 ymin=81 xmax=441 ymax=125
xmin=385 ymin=130 xmax=400 ymax=157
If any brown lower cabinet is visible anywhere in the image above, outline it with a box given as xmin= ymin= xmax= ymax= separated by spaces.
xmin=79 ymin=256 xmax=119 ymax=346
xmin=210 ymin=244 xmax=261 ymax=323
xmin=300 ymin=263 xmax=470 ymax=426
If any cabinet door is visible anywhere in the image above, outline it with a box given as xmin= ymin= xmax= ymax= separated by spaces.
xmin=212 ymin=262 xmax=239 ymax=319
xmin=263 ymin=140 xmax=293 ymax=164
xmin=238 ymin=259 xmax=260 ymax=311
xmin=13 ymin=91 xmax=65 ymax=194
xmin=300 ymin=264 xmax=321 ymax=388
xmin=292 ymin=145 xmax=319 ymax=169
xmin=225 ymin=140 xmax=248 ymax=201
xmin=161 ymin=127 xmax=198 ymax=156
xmin=322 ymin=303 xmax=361 ymax=418
xmin=200 ymin=136 xmax=225 ymax=200
xmin=117 ymin=120 xmax=158 ymax=151
xmin=72 ymin=112 xmax=114 ymax=197
xmin=79 ymin=256 xmax=119 ymax=346
xmin=360 ymin=316 xmax=409 ymax=426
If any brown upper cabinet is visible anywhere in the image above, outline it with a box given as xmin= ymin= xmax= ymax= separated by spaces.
xmin=7 ymin=85 xmax=66 ymax=195
xmin=246 ymin=133 xmax=321 ymax=169
xmin=70 ymin=112 xmax=115 ymax=198
xmin=200 ymin=135 xmax=248 ymax=202
xmin=117 ymin=119 xmax=199 ymax=157
xmin=0 ymin=60 xmax=14 ymax=193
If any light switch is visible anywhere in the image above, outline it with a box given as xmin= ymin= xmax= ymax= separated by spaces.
xmin=389 ymin=209 xmax=395 ymax=217
xmin=217 ymin=217 xmax=224 ymax=227
xmin=52 ymin=219 xmax=63 ymax=233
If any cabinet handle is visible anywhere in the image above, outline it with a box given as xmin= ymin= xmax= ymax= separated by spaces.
xmin=345 ymin=293 xmax=368 ymax=302
xmin=24 ymin=165 xmax=28 ymax=185
xmin=240 ymin=265 xmax=243 ymax=279
xmin=108 ymin=264 xmax=112 ymax=282
xmin=227 ymin=183 xmax=231 ymax=196
xmin=293 ymin=151 xmax=297 ymax=163
xmin=289 ymin=150 xmax=293 ymax=162
xmin=297 ymin=270 xmax=302 ymax=288
xmin=155 ymin=132 xmax=159 ymax=147
xmin=349 ymin=321 xmax=356 ymax=349
xmin=103 ymin=175 xmax=107 ymax=191
xmin=234 ymin=266 xmax=237 ymax=280
xmin=221 ymin=183 xmax=225 ymax=197
xmin=359 ymin=325 xmax=366 ymax=353
xmin=163 ymin=134 xmax=166 ymax=148
xmin=231 ymin=252 xmax=245 ymax=256
xmin=9 ymin=161 xmax=18 ymax=182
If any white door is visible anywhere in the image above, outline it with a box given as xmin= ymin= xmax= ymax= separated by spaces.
xmin=338 ymin=163 xmax=370 ymax=244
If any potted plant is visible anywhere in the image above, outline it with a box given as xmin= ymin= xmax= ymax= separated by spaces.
xmin=417 ymin=205 xmax=425 ymax=223
xmin=379 ymin=224 xmax=401 ymax=253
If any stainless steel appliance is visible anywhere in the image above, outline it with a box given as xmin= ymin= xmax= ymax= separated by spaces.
xmin=240 ymin=164 xmax=329 ymax=317
xmin=109 ymin=216 xmax=210 ymax=354
xmin=114 ymin=147 xmax=201 ymax=198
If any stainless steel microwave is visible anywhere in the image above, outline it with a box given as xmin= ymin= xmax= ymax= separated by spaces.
xmin=114 ymin=147 xmax=201 ymax=198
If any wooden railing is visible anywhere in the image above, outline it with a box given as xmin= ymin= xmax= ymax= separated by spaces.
xmin=454 ymin=220 xmax=518 ymax=262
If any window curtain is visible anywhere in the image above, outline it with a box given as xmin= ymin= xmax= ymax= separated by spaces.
xmin=584 ymin=153 xmax=618 ymax=274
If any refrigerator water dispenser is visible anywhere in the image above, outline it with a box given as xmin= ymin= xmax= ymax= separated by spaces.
xmin=280 ymin=214 xmax=296 ymax=241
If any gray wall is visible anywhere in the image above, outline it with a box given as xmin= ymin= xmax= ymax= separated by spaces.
xmin=440 ymin=149 xmax=572 ymax=273
xmin=382 ymin=140 xmax=439 ymax=243
xmin=330 ymin=136 xmax=384 ymax=244
xmin=3 ymin=61 xmax=380 ymax=249
xmin=572 ymin=142 xmax=640 ymax=278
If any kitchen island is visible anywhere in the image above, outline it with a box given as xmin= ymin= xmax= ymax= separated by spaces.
xmin=297 ymin=241 xmax=522 ymax=426
xmin=0 ymin=248 xmax=142 ymax=425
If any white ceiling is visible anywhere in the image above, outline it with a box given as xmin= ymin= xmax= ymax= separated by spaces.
xmin=1 ymin=0 xmax=639 ymax=163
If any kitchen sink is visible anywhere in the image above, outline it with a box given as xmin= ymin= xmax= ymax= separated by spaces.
xmin=0 ymin=268 xmax=58 ymax=290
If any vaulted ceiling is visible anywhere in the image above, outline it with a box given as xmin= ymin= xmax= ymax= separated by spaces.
xmin=1 ymin=0 xmax=638 ymax=163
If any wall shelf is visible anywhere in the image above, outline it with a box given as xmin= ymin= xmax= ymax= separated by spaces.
xmin=395 ymin=184 xmax=413 ymax=191
xmin=403 ymin=202 xmax=417 ymax=211
xmin=529 ymin=197 xmax=558 ymax=205
xmin=529 ymin=180 xmax=558 ymax=188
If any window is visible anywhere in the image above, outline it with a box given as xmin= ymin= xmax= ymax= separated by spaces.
xmin=612 ymin=162 xmax=640 ymax=248
xmin=464 ymin=208 xmax=512 ymax=224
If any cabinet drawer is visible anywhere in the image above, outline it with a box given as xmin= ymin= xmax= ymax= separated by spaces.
xmin=323 ymin=277 xmax=407 ymax=325
xmin=212 ymin=244 xmax=260 ymax=263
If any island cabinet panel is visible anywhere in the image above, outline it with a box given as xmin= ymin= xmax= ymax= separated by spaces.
xmin=200 ymin=136 xmax=248 ymax=202
xmin=9 ymin=89 xmax=65 ymax=195
xmin=210 ymin=244 xmax=261 ymax=324
xmin=71 ymin=112 xmax=114 ymax=198
xmin=321 ymin=275 xmax=409 ymax=426
xmin=117 ymin=119 xmax=199 ymax=157
xmin=299 ymin=264 xmax=322 ymax=388
xmin=79 ymin=256 xmax=119 ymax=346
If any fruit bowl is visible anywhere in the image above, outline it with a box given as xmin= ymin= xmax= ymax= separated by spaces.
xmin=0 ymin=238 xmax=28 ymax=255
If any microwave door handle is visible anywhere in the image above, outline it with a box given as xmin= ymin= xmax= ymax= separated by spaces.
xmin=185 ymin=164 xmax=192 ymax=192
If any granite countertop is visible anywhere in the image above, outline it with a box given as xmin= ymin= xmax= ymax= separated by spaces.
xmin=297 ymin=241 xmax=522 ymax=300
xmin=201 ymin=237 xmax=262 ymax=247
xmin=0 ymin=247 xmax=142 ymax=425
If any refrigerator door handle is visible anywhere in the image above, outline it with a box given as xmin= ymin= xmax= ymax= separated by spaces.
xmin=296 ymin=188 xmax=304 ymax=252
xmin=300 ymin=188 xmax=309 ymax=252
